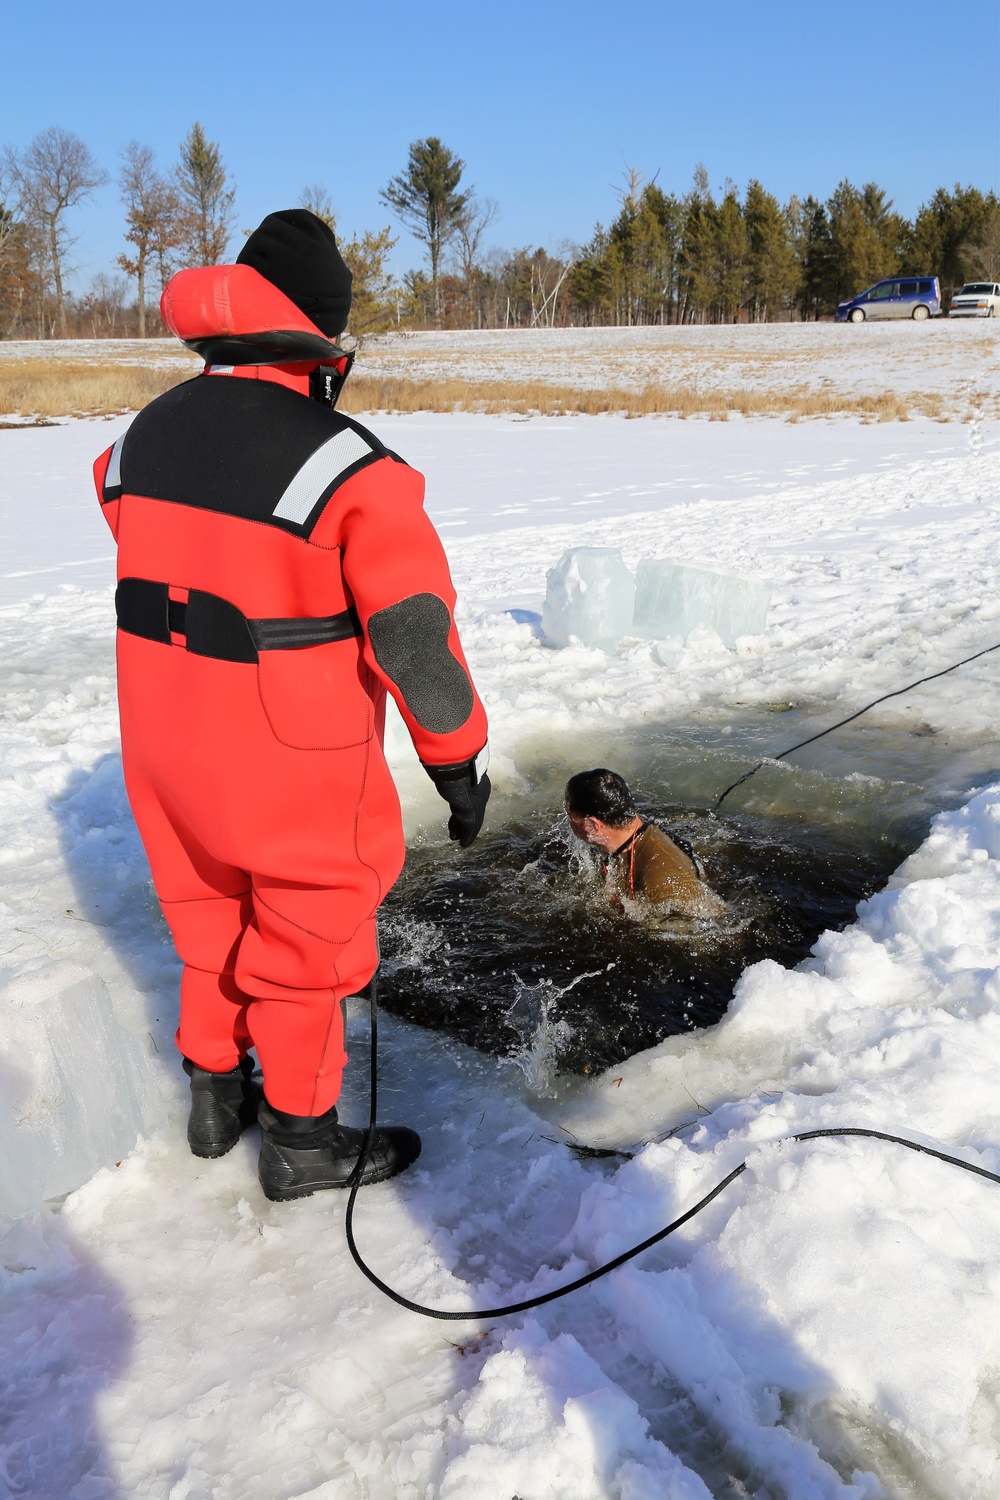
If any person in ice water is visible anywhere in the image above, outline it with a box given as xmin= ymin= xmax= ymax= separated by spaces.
xmin=565 ymin=769 xmax=723 ymax=919
xmin=93 ymin=210 xmax=490 ymax=1201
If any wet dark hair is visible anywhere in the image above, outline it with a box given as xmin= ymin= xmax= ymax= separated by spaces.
xmin=564 ymin=769 xmax=636 ymax=827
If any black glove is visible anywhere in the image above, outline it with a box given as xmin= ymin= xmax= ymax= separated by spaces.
xmin=423 ymin=747 xmax=491 ymax=848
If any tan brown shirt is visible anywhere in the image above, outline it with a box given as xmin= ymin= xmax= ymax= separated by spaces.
xmin=603 ymin=822 xmax=723 ymax=917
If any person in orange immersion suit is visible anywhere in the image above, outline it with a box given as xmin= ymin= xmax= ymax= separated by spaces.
xmin=94 ymin=210 xmax=490 ymax=1200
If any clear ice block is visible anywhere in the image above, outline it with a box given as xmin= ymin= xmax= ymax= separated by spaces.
xmin=0 ymin=962 xmax=164 ymax=1220
xmin=633 ymin=558 xmax=771 ymax=648
xmin=541 ymin=547 xmax=636 ymax=651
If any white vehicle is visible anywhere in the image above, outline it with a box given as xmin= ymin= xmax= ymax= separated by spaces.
xmin=948 ymin=282 xmax=1000 ymax=317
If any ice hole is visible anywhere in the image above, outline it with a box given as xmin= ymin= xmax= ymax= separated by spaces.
xmin=379 ymin=712 xmax=997 ymax=1084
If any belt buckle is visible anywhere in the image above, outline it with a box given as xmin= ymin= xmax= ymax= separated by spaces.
xmin=167 ymin=587 xmax=189 ymax=646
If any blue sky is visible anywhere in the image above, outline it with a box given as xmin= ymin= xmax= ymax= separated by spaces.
xmin=2 ymin=0 xmax=997 ymax=292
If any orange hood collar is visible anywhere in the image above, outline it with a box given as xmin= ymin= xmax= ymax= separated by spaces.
xmin=161 ymin=264 xmax=342 ymax=366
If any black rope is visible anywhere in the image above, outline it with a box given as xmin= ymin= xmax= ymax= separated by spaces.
xmin=714 ymin=640 xmax=1000 ymax=810
xmin=343 ymin=979 xmax=999 ymax=1322
xmin=342 ymin=639 xmax=1000 ymax=1318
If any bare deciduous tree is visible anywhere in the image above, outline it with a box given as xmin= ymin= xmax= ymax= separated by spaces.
xmin=83 ymin=272 xmax=129 ymax=336
xmin=3 ymin=127 xmax=107 ymax=336
xmin=530 ymin=243 xmax=574 ymax=327
xmin=0 ymin=194 xmax=43 ymax=337
xmin=118 ymin=142 xmax=183 ymax=337
xmin=300 ymin=184 xmax=336 ymax=226
xmin=453 ymin=195 xmax=499 ymax=326
xmin=0 ymin=184 xmax=20 ymax=269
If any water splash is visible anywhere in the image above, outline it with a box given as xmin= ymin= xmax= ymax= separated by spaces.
xmin=507 ymin=968 xmax=610 ymax=1095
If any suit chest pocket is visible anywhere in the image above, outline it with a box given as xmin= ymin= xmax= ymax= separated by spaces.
xmin=256 ymin=643 xmax=373 ymax=750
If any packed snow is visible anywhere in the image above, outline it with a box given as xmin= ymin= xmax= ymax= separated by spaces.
xmin=1 ymin=326 xmax=998 ymax=1499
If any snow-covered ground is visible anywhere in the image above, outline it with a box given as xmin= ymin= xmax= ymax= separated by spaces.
xmin=0 ymin=337 xmax=198 ymax=370
xmin=3 ymin=320 xmax=998 ymax=414
xmin=1 ymin=331 xmax=999 ymax=1498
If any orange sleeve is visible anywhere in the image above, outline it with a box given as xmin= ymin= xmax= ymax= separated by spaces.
xmin=311 ymin=456 xmax=488 ymax=766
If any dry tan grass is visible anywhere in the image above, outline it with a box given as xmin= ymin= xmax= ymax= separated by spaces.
xmin=341 ymin=374 xmax=926 ymax=422
xmin=0 ymin=358 xmax=971 ymax=423
xmin=0 ymin=360 xmax=190 ymax=419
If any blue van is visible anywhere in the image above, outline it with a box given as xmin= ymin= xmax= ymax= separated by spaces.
xmin=836 ymin=277 xmax=941 ymax=321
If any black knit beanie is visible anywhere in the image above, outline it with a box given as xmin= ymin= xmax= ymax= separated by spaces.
xmin=237 ymin=209 xmax=353 ymax=337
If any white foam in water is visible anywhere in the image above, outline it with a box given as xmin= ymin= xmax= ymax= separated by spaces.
xmin=633 ymin=557 xmax=771 ymax=648
xmin=542 ymin=546 xmax=636 ymax=650
xmin=0 ymin=962 xmax=163 ymax=1220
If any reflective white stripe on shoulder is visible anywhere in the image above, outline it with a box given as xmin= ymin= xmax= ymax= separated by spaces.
xmin=104 ymin=432 xmax=126 ymax=492
xmin=273 ymin=428 xmax=373 ymax=524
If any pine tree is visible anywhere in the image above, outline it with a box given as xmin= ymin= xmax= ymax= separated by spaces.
xmin=713 ymin=184 xmax=747 ymax=322
xmin=744 ymin=180 xmax=795 ymax=322
xmin=176 ymin=123 xmax=235 ymax=267
xmin=568 ymin=224 xmax=613 ymax=325
xmin=380 ymin=139 xmax=469 ymax=325
xmin=678 ymin=165 xmax=717 ymax=323
xmin=792 ymin=196 xmax=835 ymax=318
xmin=962 ymin=203 xmax=1000 ymax=281
xmin=904 ymin=185 xmax=999 ymax=299
xmin=643 ymin=185 xmax=683 ymax=323
xmin=825 ymin=180 xmax=900 ymax=302
xmin=601 ymin=168 xmax=677 ymax=326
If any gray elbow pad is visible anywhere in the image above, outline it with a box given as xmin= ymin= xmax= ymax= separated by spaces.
xmin=367 ymin=593 xmax=474 ymax=733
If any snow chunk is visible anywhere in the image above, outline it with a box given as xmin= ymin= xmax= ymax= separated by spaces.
xmin=0 ymin=961 xmax=163 ymax=1219
xmin=542 ymin=547 xmax=636 ymax=650
xmin=633 ymin=557 xmax=771 ymax=649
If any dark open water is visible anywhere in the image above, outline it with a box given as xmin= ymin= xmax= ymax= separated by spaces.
xmin=378 ymin=713 xmax=998 ymax=1077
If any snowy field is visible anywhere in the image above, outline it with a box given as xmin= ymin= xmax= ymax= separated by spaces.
xmin=0 ymin=337 xmax=198 ymax=371
xmin=2 ymin=320 xmax=998 ymax=415
xmin=361 ymin=321 xmax=999 ymax=412
xmin=0 ymin=328 xmax=999 ymax=1499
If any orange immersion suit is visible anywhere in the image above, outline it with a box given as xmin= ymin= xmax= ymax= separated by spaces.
xmin=95 ymin=266 xmax=488 ymax=1116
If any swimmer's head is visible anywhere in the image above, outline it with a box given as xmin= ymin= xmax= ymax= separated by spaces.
xmin=565 ymin=769 xmax=638 ymax=848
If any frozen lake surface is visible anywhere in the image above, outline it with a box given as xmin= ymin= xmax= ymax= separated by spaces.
xmin=0 ymin=335 xmax=998 ymax=1498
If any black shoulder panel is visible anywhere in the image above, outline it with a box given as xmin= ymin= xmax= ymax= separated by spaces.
xmin=119 ymin=377 xmax=390 ymax=538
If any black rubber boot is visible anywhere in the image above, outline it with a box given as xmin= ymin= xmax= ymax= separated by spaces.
xmin=183 ymin=1056 xmax=261 ymax=1159
xmin=258 ymin=1101 xmax=421 ymax=1201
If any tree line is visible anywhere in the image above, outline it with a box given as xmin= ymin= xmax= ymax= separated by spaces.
xmin=1 ymin=126 xmax=997 ymax=340
xmin=0 ymin=124 xmax=236 ymax=339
